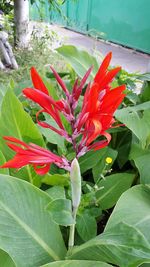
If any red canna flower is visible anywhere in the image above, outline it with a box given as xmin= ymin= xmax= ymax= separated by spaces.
xmin=1 ymin=136 xmax=70 ymax=174
xmin=1 ymin=51 xmax=126 ymax=175
xmin=75 ymin=52 xmax=126 ymax=156
xmin=23 ymin=53 xmax=125 ymax=157
xmin=23 ymin=66 xmax=92 ymax=143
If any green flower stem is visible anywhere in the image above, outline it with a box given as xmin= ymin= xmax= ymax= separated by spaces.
xmin=68 ymin=206 xmax=78 ymax=248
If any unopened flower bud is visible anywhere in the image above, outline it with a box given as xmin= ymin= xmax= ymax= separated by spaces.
xmin=70 ymin=158 xmax=81 ymax=209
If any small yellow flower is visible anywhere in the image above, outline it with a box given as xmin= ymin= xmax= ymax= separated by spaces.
xmin=106 ymin=157 xmax=113 ymax=164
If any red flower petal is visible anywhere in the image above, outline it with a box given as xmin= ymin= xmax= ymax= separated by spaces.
xmin=33 ymin=163 xmax=51 ymax=175
xmin=23 ymin=88 xmax=64 ymax=129
xmin=100 ymin=85 xmax=126 ymax=114
xmin=74 ymin=66 xmax=93 ymax=101
xmin=88 ymin=132 xmax=111 ymax=151
xmin=0 ymin=137 xmax=66 ymax=175
xmin=85 ymin=119 xmax=102 ymax=146
xmin=31 ymin=67 xmax=49 ymax=95
xmin=50 ymin=66 xmax=70 ymax=97
xmin=94 ymin=52 xmax=112 ymax=83
xmin=3 ymin=136 xmax=28 ymax=148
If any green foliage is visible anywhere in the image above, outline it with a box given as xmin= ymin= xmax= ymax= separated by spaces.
xmin=0 ymin=249 xmax=15 ymax=267
xmin=47 ymin=198 xmax=75 ymax=226
xmin=41 ymin=260 xmax=113 ymax=267
xmin=0 ymin=151 xmax=9 ymax=175
xmin=0 ymin=38 xmax=66 ymax=88
xmin=115 ymin=104 xmax=150 ymax=149
xmin=95 ymin=173 xmax=135 ymax=209
xmin=133 ymin=153 xmax=150 ymax=184
xmin=30 ymin=0 xmax=68 ymax=16
xmin=0 ymin=0 xmax=13 ymax=14
xmin=57 ymin=45 xmax=99 ymax=79
xmin=0 ymin=90 xmax=45 ymax=185
xmin=140 ymin=81 xmax=150 ymax=102
xmin=92 ymin=147 xmax=118 ymax=181
xmin=79 ymin=148 xmax=107 ymax=174
xmin=57 ymin=45 xmax=143 ymax=92
xmin=0 ymin=175 xmax=66 ymax=266
xmin=0 ymin=44 xmax=150 ymax=266
xmin=42 ymin=173 xmax=69 ymax=186
xmin=76 ymin=210 xmax=97 ymax=241
xmin=68 ymin=185 xmax=150 ymax=267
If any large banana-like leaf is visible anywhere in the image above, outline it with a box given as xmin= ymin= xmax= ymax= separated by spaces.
xmin=68 ymin=185 xmax=150 ymax=267
xmin=41 ymin=260 xmax=113 ymax=267
xmin=115 ymin=105 xmax=150 ymax=149
xmin=0 ymin=249 xmax=16 ymax=267
xmin=57 ymin=45 xmax=99 ymax=79
xmin=0 ymin=90 xmax=45 ymax=185
xmin=0 ymin=175 xmax=66 ymax=267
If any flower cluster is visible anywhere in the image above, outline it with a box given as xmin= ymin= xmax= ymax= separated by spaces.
xmin=1 ymin=52 xmax=126 ymax=174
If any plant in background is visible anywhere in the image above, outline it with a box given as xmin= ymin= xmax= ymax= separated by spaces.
xmin=31 ymin=23 xmax=64 ymax=51
xmin=1 ymin=52 xmax=125 ymax=250
xmin=0 ymin=0 xmax=13 ymax=14
xmin=0 ymin=46 xmax=150 ymax=267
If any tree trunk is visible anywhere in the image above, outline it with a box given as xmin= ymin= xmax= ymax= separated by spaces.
xmin=14 ymin=0 xmax=30 ymax=48
xmin=0 ymin=31 xmax=18 ymax=70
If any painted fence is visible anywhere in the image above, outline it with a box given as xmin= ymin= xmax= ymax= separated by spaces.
xmin=30 ymin=0 xmax=150 ymax=54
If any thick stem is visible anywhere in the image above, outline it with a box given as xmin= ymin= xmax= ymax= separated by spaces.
xmin=68 ymin=207 xmax=77 ymax=248
xmin=14 ymin=0 xmax=30 ymax=48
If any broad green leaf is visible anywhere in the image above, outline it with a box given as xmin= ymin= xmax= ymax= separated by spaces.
xmin=70 ymin=222 xmax=150 ymax=266
xmin=14 ymin=80 xmax=32 ymax=97
xmin=69 ymin=185 xmax=150 ymax=266
xmin=79 ymin=148 xmax=107 ymax=174
xmin=140 ymin=81 xmax=150 ymax=102
xmin=76 ymin=212 xmax=97 ymax=241
xmin=115 ymin=130 xmax=132 ymax=168
xmin=0 ymin=249 xmax=16 ymax=267
xmin=115 ymin=106 xmax=150 ymax=148
xmin=57 ymin=45 xmax=99 ymax=79
xmin=0 ymin=151 xmax=9 ymax=175
xmin=134 ymin=153 xmax=150 ymax=184
xmin=0 ymin=84 xmax=8 ymax=108
xmin=142 ymin=109 xmax=150 ymax=147
xmin=46 ymin=186 xmax=66 ymax=200
xmin=47 ymin=198 xmax=74 ymax=226
xmin=0 ymin=175 xmax=66 ymax=267
xmin=124 ymin=101 xmax=150 ymax=112
xmin=0 ymin=90 xmax=45 ymax=185
xmin=137 ymin=73 xmax=150 ymax=81
xmin=41 ymin=260 xmax=113 ymax=267
xmin=129 ymin=143 xmax=150 ymax=160
xmin=115 ymin=108 xmax=148 ymax=148
xmin=92 ymin=147 xmax=118 ymax=182
xmin=129 ymin=144 xmax=150 ymax=184
xmin=95 ymin=173 xmax=134 ymax=209
xmin=106 ymin=185 xmax=150 ymax=229
xmin=42 ymin=173 xmax=69 ymax=186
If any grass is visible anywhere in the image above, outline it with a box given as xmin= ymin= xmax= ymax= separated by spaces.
xmin=0 ymin=36 xmax=67 ymax=89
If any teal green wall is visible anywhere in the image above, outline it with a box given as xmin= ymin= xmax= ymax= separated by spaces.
xmin=88 ymin=0 xmax=150 ymax=53
xmin=30 ymin=0 xmax=150 ymax=54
